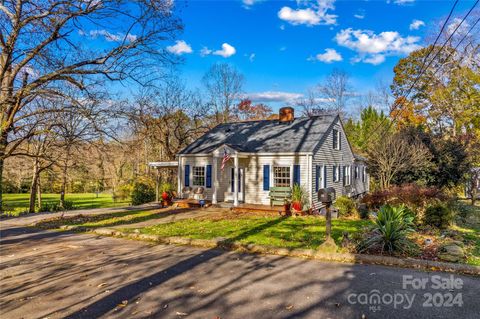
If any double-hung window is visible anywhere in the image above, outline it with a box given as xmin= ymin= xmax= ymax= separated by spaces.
xmin=333 ymin=165 xmax=340 ymax=182
xmin=354 ymin=166 xmax=359 ymax=179
xmin=333 ymin=129 xmax=341 ymax=150
xmin=192 ymin=166 xmax=205 ymax=186
xmin=273 ymin=166 xmax=291 ymax=187
xmin=344 ymin=166 xmax=351 ymax=186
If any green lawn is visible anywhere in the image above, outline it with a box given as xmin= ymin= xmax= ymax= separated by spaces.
xmin=2 ymin=193 xmax=130 ymax=216
xmin=128 ymin=216 xmax=372 ymax=250
xmin=34 ymin=208 xmax=174 ymax=230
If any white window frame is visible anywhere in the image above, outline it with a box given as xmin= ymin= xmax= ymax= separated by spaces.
xmin=273 ymin=166 xmax=291 ymax=187
xmin=333 ymin=165 xmax=340 ymax=183
xmin=345 ymin=165 xmax=351 ymax=186
xmin=192 ymin=166 xmax=206 ymax=187
xmin=362 ymin=166 xmax=366 ymax=183
xmin=333 ymin=129 xmax=341 ymax=150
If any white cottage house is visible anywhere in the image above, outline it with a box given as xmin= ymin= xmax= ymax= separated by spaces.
xmin=176 ymin=108 xmax=369 ymax=209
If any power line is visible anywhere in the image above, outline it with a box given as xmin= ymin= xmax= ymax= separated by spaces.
xmin=384 ymin=0 xmax=479 ymax=133
xmin=359 ymin=0 xmax=474 ymax=147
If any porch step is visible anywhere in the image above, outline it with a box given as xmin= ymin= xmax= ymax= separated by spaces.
xmin=232 ymin=204 xmax=287 ymax=215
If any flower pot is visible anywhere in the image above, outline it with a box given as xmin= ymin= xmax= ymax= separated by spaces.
xmin=161 ymin=191 xmax=170 ymax=201
xmin=292 ymin=201 xmax=302 ymax=212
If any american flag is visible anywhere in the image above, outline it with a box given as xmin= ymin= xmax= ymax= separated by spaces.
xmin=221 ymin=148 xmax=231 ymax=171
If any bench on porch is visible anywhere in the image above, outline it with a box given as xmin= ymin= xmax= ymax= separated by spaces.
xmin=268 ymin=186 xmax=292 ymax=206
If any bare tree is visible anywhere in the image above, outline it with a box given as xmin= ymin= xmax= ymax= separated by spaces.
xmin=0 ymin=0 xmax=182 ymax=211
xmin=367 ymin=132 xmax=432 ymax=190
xmin=54 ymin=97 xmax=111 ymax=208
xmin=202 ymin=63 xmax=244 ymax=124
xmin=298 ymin=69 xmax=354 ymax=116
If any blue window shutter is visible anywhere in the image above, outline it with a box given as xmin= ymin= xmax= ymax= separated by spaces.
xmin=263 ymin=165 xmax=270 ymax=191
xmin=315 ymin=165 xmax=319 ymax=192
xmin=343 ymin=166 xmax=346 ymax=186
xmin=323 ymin=166 xmax=327 ymax=188
xmin=184 ymin=165 xmax=190 ymax=187
xmin=332 ymin=165 xmax=336 ymax=182
xmin=206 ymin=165 xmax=212 ymax=188
xmin=231 ymin=167 xmax=235 ymax=192
xmin=293 ymin=165 xmax=300 ymax=186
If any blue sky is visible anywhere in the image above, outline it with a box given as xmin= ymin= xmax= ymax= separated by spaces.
xmin=160 ymin=0 xmax=474 ymax=110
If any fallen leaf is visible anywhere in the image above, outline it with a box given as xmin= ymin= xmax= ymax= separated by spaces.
xmin=163 ymin=304 xmax=169 ymax=309
xmin=285 ymin=305 xmax=293 ymax=310
xmin=117 ymin=300 xmax=128 ymax=307
xmin=97 ymin=283 xmax=107 ymax=287
xmin=176 ymin=311 xmax=188 ymax=316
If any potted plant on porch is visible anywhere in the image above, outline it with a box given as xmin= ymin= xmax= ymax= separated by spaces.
xmin=160 ymin=182 xmax=174 ymax=206
xmin=291 ymin=184 xmax=306 ymax=214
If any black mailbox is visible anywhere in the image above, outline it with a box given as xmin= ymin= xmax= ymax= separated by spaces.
xmin=318 ymin=187 xmax=336 ymax=203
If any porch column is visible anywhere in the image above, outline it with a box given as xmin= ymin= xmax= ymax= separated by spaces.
xmin=212 ymin=156 xmax=218 ymax=204
xmin=233 ymin=155 xmax=239 ymax=206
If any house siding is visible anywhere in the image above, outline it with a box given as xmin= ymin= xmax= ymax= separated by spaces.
xmin=179 ymin=154 xmax=309 ymax=205
xmin=178 ymin=116 xmax=368 ymax=207
xmin=311 ymin=117 xmax=368 ymax=210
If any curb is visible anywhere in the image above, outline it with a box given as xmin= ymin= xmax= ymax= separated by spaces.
xmin=82 ymin=227 xmax=480 ymax=276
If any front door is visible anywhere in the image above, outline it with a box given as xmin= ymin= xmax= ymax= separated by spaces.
xmin=230 ymin=167 xmax=244 ymax=202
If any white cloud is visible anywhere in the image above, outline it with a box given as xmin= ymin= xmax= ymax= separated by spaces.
xmin=363 ymin=54 xmax=386 ymax=65
xmin=394 ymin=0 xmax=415 ymax=5
xmin=213 ymin=43 xmax=236 ymax=57
xmin=88 ymin=29 xmax=137 ymax=42
xmin=166 ymin=40 xmax=193 ymax=55
xmin=249 ymin=53 xmax=256 ymax=62
xmin=242 ymin=0 xmax=259 ymax=7
xmin=335 ymin=28 xmax=421 ymax=64
xmin=278 ymin=0 xmax=337 ymax=26
xmin=244 ymin=91 xmax=304 ymax=103
xmin=312 ymin=48 xmax=343 ymax=63
xmin=200 ymin=47 xmax=212 ymax=57
xmin=354 ymin=14 xmax=365 ymax=19
xmin=447 ymin=18 xmax=470 ymax=36
xmin=201 ymin=43 xmax=236 ymax=58
xmin=409 ymin=19 xmax=425 ymax=30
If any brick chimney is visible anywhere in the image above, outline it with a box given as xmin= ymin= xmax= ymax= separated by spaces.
xmin=279 ymin=106 xmax=294 ymax=123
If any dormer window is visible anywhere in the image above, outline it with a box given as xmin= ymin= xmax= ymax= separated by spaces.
xmin=333 ymin=129 xmax=341 ymax=150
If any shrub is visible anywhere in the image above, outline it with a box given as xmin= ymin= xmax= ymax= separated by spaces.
xmin=131 ymin=182 xmax=155 ymax=206
xmin=334 ymin=196 xmax=357 ymax=218
xmin=357 ymin=203 xmax=370 ymax=219
xmin=358 ymin=205 xmax=416 ymax=254
xmin=362 ymin=183 xmax=448 ymax=221
xmin=424 ymin=203 xmax=453 ymax=229
xmin=62 ymin=200 xmax=75 ymax=210
xmin=115 ymin=183 xmax=134 ymax=201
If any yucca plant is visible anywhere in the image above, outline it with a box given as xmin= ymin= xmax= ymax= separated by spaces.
xmin=358 ymin=204 xmax=416 ymax=254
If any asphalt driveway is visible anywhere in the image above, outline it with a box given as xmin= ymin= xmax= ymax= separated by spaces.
xmin=1 ymin=222 xmax=479 ymax=318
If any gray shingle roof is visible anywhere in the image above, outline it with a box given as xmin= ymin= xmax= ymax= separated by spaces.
xmin=179 ymin=115 xmax=338 ymax=154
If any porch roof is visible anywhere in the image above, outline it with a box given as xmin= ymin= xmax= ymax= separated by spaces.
xmin=148 ymin=161 xmax=178 ymax=168
xmin=179 ymin=114 xmax=337 ymax=155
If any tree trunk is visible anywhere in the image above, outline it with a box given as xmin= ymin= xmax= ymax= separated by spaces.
xmin=60 ymin=148 xmax=70 ymax=208
xmin=37 ymin=176 xmax=42 ymax=209
xmin=29 ymin=159 xmax=40 ymax=214
xmin=0 ymin=132 xmax=8 ymax=214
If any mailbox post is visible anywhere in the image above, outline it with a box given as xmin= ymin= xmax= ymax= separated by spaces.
xmin=318 ymin=187 xmax=336 ymax=242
